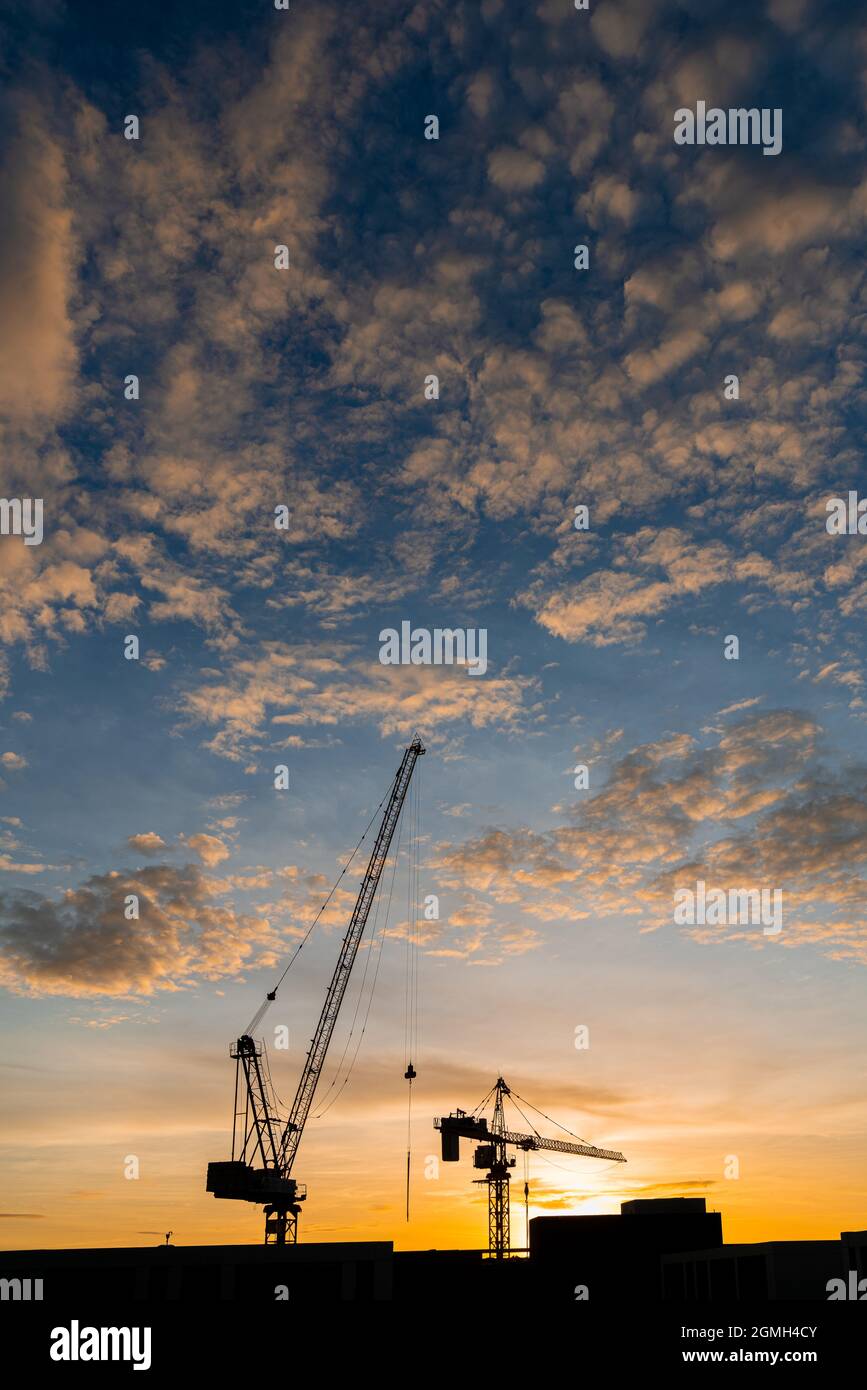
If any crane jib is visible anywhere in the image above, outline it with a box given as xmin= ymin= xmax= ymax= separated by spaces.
xmin=278 ymin=736 xmax=425 ymax=1173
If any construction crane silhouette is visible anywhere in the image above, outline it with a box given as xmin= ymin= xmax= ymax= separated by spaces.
xmin=138 ymin=1231 xmax=173 ymax=1246
xmin=435 ymin=1076 xmax=626 ymax=1259
xmin=206 ymin=735 xmax=425 ymax=1244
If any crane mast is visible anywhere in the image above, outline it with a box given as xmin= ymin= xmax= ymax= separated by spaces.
xmin=206 ymin=736 xmax=425 ymax=1244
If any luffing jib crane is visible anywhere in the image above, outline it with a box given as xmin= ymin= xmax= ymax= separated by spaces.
xmin=206 ymin=735 xmax=425 ymax=1244
xmin=436 ymin=1076 xmax=626 ymax=1259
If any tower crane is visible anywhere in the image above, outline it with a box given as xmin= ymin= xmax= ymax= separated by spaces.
xmin=435 ymin=1076 xmax=626 ymax=1259
xmin=206 ymin=735 xmax=425 ymax=1244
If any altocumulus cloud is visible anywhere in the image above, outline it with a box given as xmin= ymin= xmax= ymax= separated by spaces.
xmin=431 ymin=711 xmax=867 ymax=964
xmin=0 ymin=863 xmax=281 ymax=997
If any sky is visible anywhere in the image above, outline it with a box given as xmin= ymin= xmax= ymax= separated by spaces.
xmin=0 ymin=0 xmax=866 ymax=1254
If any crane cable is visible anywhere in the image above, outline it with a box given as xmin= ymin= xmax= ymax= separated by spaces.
xmin=242 ymin=782 xmax=394 ymax=1036
xmin=508 ymin=1090 xmax=624 ymax=1180
xmin=507 ymin=1092 xmax=546 ymax=1142
xmin=310 ymin=807 xmax=405 ymax=1120
xmin=309 ymin=862 xmax=390 ymax=1113
xmin=508 ymin=1087 xmax=594 ymax=1146
xmin=508 ymin=1092 xmax=536 ymax=1253
xmin=523 ymin=1148 xmax=530 ymax=1254
xmin=404 ymin=760 xmax=421 ymax=1221
xmin=469 ymin=1082 xmax=498 ymax=1119
xmin=403 ymin=759 xmax=422 ymax=1072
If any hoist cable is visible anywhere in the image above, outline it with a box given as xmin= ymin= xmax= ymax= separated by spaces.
xmin=310 ymin=802 xmax=405 ymax=1120
xmin=243 ymin=784 xmax=393 ymax=1034
xmin=405 ymin=1073 xmax=413 ymax=1223
xmin=309 ymin=837 xmax=391 ymax=1114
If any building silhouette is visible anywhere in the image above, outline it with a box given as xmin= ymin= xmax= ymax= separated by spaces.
xmin=2 ymin=1199 xmax=864 ymax=1302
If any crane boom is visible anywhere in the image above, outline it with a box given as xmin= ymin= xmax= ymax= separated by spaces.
xmin=502 ymin=1130 xmax=623 ymax=1161
xmin=435 ymin=1115 xmax=625 ymax=1164
xmin=278 ymin=734 xmax=425 ymax=1172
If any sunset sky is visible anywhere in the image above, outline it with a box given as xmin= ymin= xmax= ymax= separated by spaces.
xmin=1 ymin=0 xmax=866 ymax=1255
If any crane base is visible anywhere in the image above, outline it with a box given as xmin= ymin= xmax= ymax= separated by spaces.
xmin=264 ymin=1204 xmax=300 ymax=1245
